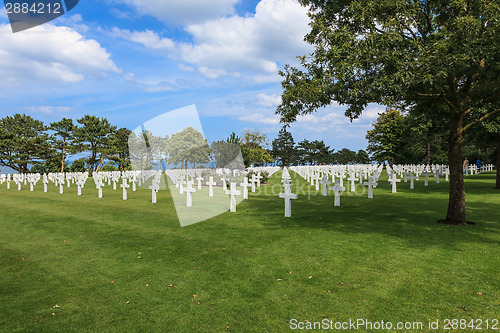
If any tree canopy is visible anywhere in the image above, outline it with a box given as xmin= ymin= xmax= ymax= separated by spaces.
xmin=277 ymin=0 xmax=499 ymax=224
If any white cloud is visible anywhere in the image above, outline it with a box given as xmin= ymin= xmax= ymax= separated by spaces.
xmin=0 ymin=24 xmax=120 ymax=87
xmin=54 ymin=14 xmax=89 ymax=33
xmin=181 ymin=0 xmax=312 ymax=78
xmin=111 ymin=27 xmax=176 ymax=50
xmin=112 ymin=0 xmax=313 ymax=80
xmin=238 ymin=113 xmax=280 ymax=125
xmin=114 ymin=0 xmax=238 ymax=25
xmin=256 ymin=93 xmax=281 ymax=107
xmin=24 ymin=106 xmax=73 ymax=114
xmin=0 ymin=7 xmax=7 ymax=18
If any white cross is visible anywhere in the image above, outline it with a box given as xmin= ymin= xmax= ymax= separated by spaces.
xmin=43 ymin=175 xmax=49 ymax=193
xmin=221 ymin=174 xmax=228 ymax=191
xmin=185 ymin=180 xmax=196 ymax=207
xmin=250 ymin=174 xmax=257 ymax=192
xmin=279 ymin=185 xmax=298 ymax=217
xmin=388 ymin=173 xmax=401 ymax=193
xmin=59 ymin=178 xmax=64 ymax=194
xmin=347 ymin=173 xmax=358 ymax=192
xmin=96 ymin=179 xmax=104 ymax=198
xmin=423 ymin=170 xmax=430 ymax=186
xmin=149 ymin=182 xmax=159 ymax=203
xmin=120 ymin=179 xmax=130 ymax=200
xmin=196 ymin=176 xmax=203 ymax=190
xmin=206 ymin=177 xmax=217 ymax=197
xmin=329 ymin=179 xmax=345 ymax=206
xmin=256 ymin=172 xmax=263 ymax=187
xmin=239 ymin=177 xmax=252 ymax=199
xmin=225 ymin=182 xmax=241 ymax=212
xmin=319 ymin=175 xmax=331 ymax=196
xmin=364 ymin=176 xmax=377 ymax=199
xmin=434 ymin=169 xmax=442 ymax=183
xmin=407 ymin=172 xmax=417 ymax=189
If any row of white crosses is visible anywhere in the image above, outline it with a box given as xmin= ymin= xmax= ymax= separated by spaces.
xmin=165 ymin=168 xmax=264 ymax=212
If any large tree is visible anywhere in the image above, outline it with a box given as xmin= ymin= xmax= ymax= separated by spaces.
xmin=277 ymin=0 xmax=499 ymax=224
xmin=73 ymin=115 xmax=117 ymax=175
xmin=0 ymin=114 xmax=51 ymax=173
xmin=50 ymin=118 xmax=74 ymax=173
xmin=272 ymin=127 xmax=296 ymax=166
xmin=168 ymin=127 xmax=209 ymax=169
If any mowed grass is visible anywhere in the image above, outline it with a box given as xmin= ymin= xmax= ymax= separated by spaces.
xmin=0 ymin=170 xmax=499 ymax=332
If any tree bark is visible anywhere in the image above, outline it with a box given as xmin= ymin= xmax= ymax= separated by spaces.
xmin=61 ymin=145 xmax=66 ymax=173
xmin=444 ymin=110 xmax=467 ymax=225
xmin=427 ymin=142 xmax=431 ymax=165
xmin=496 ymin=134 xmax=500 ymax=189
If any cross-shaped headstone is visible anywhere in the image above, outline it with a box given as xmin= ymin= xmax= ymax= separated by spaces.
xmin=195 ymin=176 xmax=203 ymax=190
xmin=347 ymin=173 xmax=358 ymax=192
xmin=96 ymin=179 xmax=104 ymax=198
xmin=120 ymin=179 xmax=130 ymax=200
xmin=225 ymin=182 xmax=241 ymax=212
xmin=279 ymin=185 xmax=298 ymax=217
xmin=388 ymin=173 xmax=401 ymax=193
xmin=423 ymin=170 xmax=430 ymax=187
xmin=239 ymin=177 xmax=252 ymax=199
xmin=185 ymin=180 xmax=196 ymax=207
xmin=149 ymin=181 xmax=159 ymax=203
xmin=319 ymin=175 xmax=331 ymax=196
xmin=329 ymin=179 xmax=345 ymax=206
xmin=407 ymin=172 xmax=417 ymax=189
xmin=364 ymin=176 xmax=377 ymax=199
xmin=206 ymin=177 xmax=216 ymax=197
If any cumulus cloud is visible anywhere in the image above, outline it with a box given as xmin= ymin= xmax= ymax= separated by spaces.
xmin=238 ymin=113 xmax=280 ymax=125
xmin=181 ymin=0 xmax=312 ymax=78
xmin=24 ymin=106 xmax=73 ymax=114
xmin=114 ymin=0 xmax=238 ymax=25
xmin=111 ymin=27 xmax=176 ymax=50
xmin=0 ymin=23 xmax=120 ymax=87
xmin=112 ymin=0 xmax=313 ymax=80
xmin=256 ymin=93 xmax=281 ymax=107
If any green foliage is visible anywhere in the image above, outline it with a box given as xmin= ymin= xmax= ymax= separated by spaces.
xmin=0 ymin=114 xmax=51 ymax=172
xmin=272 ymin=127 xmax=296 ymax=166
xmin=109 ymin=127 xmax=132 ymax=172
xmin=296 ymin=139 xmax=332 ymax=165
xmin=73 ymin=115 xmax=117 ymax=174
xmin=210 ymin=141 xmax=243 ymax=169
xmin=101 ymin=164 xmax=118 ymax=171
xmin=240 ymin=130 xmax=273 ymax=167
xmin=50 ymin=118 xmax=74 ymax=173
xmin=366 ymin=110 xmax=405 ymax=164
xmin=68 ymin=158 xmax=87 ymax=173
xmin=356 ymin=149 xmax=371 ymax=164
xmin=333 ymin=148 xmax=357 ymax=164
xmin=168 ymin=127 xmax=209 ymax=168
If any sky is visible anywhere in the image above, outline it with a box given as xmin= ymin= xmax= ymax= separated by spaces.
xmin=0 ymin=0 xmax=384 ymax=153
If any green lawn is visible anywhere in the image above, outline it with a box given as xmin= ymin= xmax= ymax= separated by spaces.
xmin=0 ymin=171 xmax=499 ymax=332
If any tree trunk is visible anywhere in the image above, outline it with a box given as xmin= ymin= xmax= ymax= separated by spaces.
xmin=496 ymin=134 xmax=500 ymax=189
xmin=444 ymin=110 xmax=467 ymax=225
xmin=485 ymin=147 xmax=489 ymax=164
xmin=61 ymin=145 xmax=66 ymax=173
xmin=426 ymin=142 xmax=431 ymax=165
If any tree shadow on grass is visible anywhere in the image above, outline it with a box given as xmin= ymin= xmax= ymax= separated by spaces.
xmin=242 ymin=172 xmax=500 ymax=251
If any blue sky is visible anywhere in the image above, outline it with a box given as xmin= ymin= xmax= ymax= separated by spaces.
xmin=0 ymin=0 xmax=383 ymax=153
